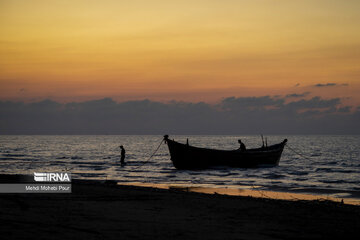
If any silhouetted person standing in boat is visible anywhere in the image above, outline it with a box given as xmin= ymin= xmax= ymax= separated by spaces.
xmin=238 ymin=139 xmax=246 ymax=151
xmin=119 ymin=145 xmax=126 ymax=165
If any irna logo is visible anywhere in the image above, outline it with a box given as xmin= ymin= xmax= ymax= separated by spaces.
xmin=34 ymin=172 xmax=71 ymax=182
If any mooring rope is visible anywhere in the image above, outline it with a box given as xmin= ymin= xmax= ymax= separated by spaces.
xmin=286 ymin=144 xmax=312 ymax=161
xmin=59 ymin=139 xmax=165 ymax=172
xmin=130 ymin=139 xmax=165 ymax=170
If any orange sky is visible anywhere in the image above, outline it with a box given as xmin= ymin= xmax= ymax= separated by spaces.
xmin=1 ymin=0 xmax=360 ymax=105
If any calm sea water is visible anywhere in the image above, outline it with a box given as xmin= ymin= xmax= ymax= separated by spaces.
xmin=0 ymin=135 xmax=359 ymax=198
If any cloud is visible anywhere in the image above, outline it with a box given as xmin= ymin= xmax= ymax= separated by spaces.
xmin=0 ymin=96 xmax=359 ymax=134
xmin=285 ymin=92 xmax=311 ymax=98
xmin=314 ymin=83 xmax=349 ymax=87
xmin=285 ymin=96 xmax=341 ymax=110
xmin=220 ymin=96 xmax=284 ymax=110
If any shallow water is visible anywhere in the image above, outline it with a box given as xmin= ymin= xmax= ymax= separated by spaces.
xmin=0 ymin=135 xmax=359 ymax=199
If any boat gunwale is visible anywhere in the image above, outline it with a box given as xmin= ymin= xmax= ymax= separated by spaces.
xmin=165 ymin=138 xmax=287 ymax=154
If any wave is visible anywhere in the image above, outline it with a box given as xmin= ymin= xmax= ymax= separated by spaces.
xmin=0 ymin=157 xmax=21 ymax=161
xmin=290 ymin=171 xmax=309 ymax=176
xmin=1 ymin=135 xmax=359 ymax=195
xmin=321 ymin=179 xmax=348 ymax=184
xmin=263 ymin=173 xmax=286 ymax=179
xmin=1 ymin=154 xmax=27 ymax=157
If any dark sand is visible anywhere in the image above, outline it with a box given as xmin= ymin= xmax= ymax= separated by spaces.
xmin=1 ymin=179 xmax=359 ymax=240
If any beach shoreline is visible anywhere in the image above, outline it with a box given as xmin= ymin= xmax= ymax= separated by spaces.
xmin=117 ymin=182 xmax=360 ymax=206
xmin=0 ymin=175 xmax=359 ymax=239
xmin=2 ymin=173 xmax=359 ymax=205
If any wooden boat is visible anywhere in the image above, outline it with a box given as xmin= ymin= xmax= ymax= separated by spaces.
xmin=164 ymin=135 xmax=287 ymax=169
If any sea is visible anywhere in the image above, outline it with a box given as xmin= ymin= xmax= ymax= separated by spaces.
xmin=0 ymin=135 xmax=359 ymax=200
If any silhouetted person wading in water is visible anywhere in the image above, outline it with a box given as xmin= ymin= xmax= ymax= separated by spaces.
xmin=119 ymin=145 xmax=126 ymax=165
xmin=238 ymin=140 xmax=246 ymax=151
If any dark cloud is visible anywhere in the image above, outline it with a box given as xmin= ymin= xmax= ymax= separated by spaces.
xmin=337 ymin=106 xmax=351 ymax=113
xmin=314 ymin=83 xmax=337 ymax=87
xmin=0 ymin=96 xmax=359 ymax=134
xmin=314 ymin=83 xmax=349 ymax=87
xmin=285 ymin=92 xmax=311 ymax=98
xmin=285 ymin=97 xmax=341 ymax=110
xmin=220 ymin=96 xmax=284 ymax=110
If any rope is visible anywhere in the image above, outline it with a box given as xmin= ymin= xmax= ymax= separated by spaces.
xmin=27 ymin=139 xmax=165 ymax=172
xmin=286 ymin=144 xmax=312 ymax=161
xmin=129 ymin=139 xmax=165 ymax=170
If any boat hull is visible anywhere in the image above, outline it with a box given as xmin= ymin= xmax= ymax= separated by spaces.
xmin=164 ymin=136 xmax=287 ymax=169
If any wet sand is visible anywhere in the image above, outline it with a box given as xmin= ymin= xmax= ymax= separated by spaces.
xmin=119 ymin=182 xmax=360 ymax=205
xmin=0 ymin=179 xmax=360 ymax=239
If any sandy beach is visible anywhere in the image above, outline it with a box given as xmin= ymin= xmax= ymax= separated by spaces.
xmin=0 ymin=178 xmax=359 ymax=240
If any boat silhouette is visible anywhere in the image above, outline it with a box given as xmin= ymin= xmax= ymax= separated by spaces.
xmin=164 ymin=135 xmax=287 ymax=169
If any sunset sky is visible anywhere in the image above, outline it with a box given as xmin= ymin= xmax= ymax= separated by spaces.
xmin=1 ymin=0 xmax=360 ymax=106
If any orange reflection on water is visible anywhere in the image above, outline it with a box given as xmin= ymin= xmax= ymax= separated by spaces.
xmin=118 ymin=182 xmax=360 ymax=206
